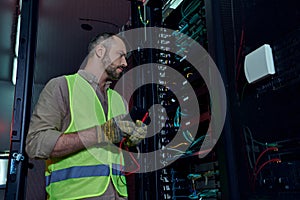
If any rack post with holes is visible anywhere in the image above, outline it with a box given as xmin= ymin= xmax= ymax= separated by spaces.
xmin=5 ymin=0 xmax=39 ymax=199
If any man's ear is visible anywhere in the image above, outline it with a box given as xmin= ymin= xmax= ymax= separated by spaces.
xmin=95 ymin=44 xmax=106 ymax=59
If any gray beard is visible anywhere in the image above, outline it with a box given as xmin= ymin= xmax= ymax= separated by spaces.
xmin=105 ymin=65 xmax=120 ymax=80
xmin=102 ymin=55 xmax=120 ymax=80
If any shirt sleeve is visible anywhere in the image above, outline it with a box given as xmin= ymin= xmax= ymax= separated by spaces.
xmin=25 ymin=77 xmax=68 ymax=159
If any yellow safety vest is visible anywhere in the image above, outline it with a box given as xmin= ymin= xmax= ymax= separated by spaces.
xmin=45 ymin=73 xmax=127 ymax=200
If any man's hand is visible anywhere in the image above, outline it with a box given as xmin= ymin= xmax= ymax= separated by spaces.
xmin=96 ymin=118 xmax=122 ymax=144
xmin=116 ymin=120 xmax=147 ymax=147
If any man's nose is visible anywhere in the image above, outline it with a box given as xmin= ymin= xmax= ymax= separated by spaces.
xmin=120 ymin=56 xmax=127 ymax=67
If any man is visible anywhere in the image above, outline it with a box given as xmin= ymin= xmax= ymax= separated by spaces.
xmin=26 ymin=33 xmax=147 ymax=199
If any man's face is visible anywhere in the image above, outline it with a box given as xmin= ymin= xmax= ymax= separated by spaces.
xmin=102 ymin=37 xmax=127 ymax=80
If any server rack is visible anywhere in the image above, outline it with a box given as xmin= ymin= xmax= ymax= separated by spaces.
xmin=129 ymin=0 xmax=231 ymax=199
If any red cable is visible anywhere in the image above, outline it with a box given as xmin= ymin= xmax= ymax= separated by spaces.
xmin=141 ymin=112 xmax=149 ymax=123
xmin=251 ymin=147 xmax=279 ymax=191
xmin=191 ymin=148 xmax=212 ymax=157
xmin=252 ymin=158 xmax=281 ymax=190
xmin=119 ymin=138 xmax=140 ymax=176
xmin=255 ymin=158 xmax=281 ymax=178
xmin=118 ymin=112 xmax=147 ymax=176
xmin=125 ymin=147 xmax=140 ymax=175
xmin=119 ymin=138 xmax=126 ymax=150
xmin=236 ymin=29 xmax=244 ymax=68
xmin=235 ymin=28 xmax=245 ymax=81
xmin=254 ymin=147 xmax=278 ymax=173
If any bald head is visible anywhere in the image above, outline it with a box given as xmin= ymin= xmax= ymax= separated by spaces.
xmin=88 ymin=33 xmax=126 ymax=57
xmin=80 ymin=32 xmax=128 ymax=82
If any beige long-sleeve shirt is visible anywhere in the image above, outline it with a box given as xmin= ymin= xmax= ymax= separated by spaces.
xmin=25 ymin=70 xmax=123 ymax=159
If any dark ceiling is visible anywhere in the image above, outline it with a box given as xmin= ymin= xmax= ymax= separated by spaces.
xmin=0 ymin=0 xmax=131 ymax=85
xmin=35 ymin=0 xmax=131 ymax=84
xmin=1 ymin=0 xmax=299 ymax=85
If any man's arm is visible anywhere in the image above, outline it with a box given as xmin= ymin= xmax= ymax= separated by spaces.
xmin=26 ymin=77 xmax=97 ymax=159
xmin=50 ymin=127 xmax=97 ymax=158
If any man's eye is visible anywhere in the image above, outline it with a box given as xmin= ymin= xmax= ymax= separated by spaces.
xmin=125 ymin=52 xmax=131 ymax=59
xmin=120 ymin=54 xmax=128 ymax=59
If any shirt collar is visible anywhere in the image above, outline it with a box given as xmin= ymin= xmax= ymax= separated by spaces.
xmin=77 ymin=70 xmax=112 ymax=89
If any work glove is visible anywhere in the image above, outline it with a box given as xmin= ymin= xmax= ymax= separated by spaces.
xmin=96 ymin=118 xmax=123 ymax=144
xmin=116 ymin=120 xmax=147 ymax=147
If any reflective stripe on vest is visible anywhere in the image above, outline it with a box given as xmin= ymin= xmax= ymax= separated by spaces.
xmin=46 ymin=164 xmax=124 ymax=186
xmin=45 ymin=73 xmax=127 ymax=199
